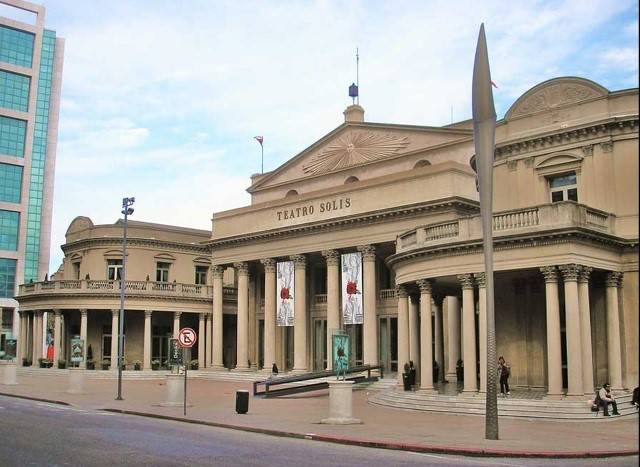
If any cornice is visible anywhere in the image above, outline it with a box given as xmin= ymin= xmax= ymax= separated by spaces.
xmin=15 ymin=291 xmax=217 ymax=304
xmin=208 ymin=197 xmax=479 ymax=249
xmin=494 ymin=116 xmax=638 ymax=161
xmin=386 ymin=228 xmax=638 ymax=267
xmin=62 ymin=236 xmax=210 ymax=255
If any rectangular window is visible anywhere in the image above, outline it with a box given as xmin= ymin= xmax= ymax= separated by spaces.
xmin=549 ymin=173 xmax=578 ymax=203
xmin=107 ymin=259 xmax=122 ymax=281
xmin=0 ymin=70 xmax=30 ymax=112
xmin=0 ymin=163 xmax=22 ymax=203
xmin=0 ymin=25 xmax=35 ymax=68
xmin=195 ymin=266 xmax=208 ymax=285
xmin=156 ymin=262 xmax=170 ymax=282
xmin=73 ymin=262 xmax=80 ymax=280
xmin=0 ymin=210 xmax=19 ymax=251
xmin=0 ymin=258 xmax=17 ymax=298
xmin=0 ymin=116 xmax=27 ymax=157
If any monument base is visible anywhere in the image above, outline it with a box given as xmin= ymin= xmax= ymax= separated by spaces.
xmin=2 ymin=363 xmax=18 ymax=385
xmin=67 ymin=368 xmax=85 ymax=394
xmin=320 ymin=380 xmax=362 ymax=425
xmin=160 ymin=374 xmax=190 ymax=407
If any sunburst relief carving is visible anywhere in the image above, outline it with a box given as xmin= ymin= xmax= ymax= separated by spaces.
xmin=302 ymin=132 xmax=410 ymax=175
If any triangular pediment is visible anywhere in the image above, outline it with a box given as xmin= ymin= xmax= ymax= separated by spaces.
xmin=249 ymin=122 xmax=471 ymax=192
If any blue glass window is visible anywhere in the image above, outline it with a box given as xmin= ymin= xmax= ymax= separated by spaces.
xmin=0 ymin=163 xmax=22 ymax=203
xmin=0 ymin=258 xmax=17 ymax=298
xmin=0 ymin=210 xmax=19 ymax=251
xmin=0 ymin=69 xmax=30 ymax=111
xmin=0 ymin=116 xmax=26 ymax=157
xmin=0 ymin=25 xmax=34 ymax=68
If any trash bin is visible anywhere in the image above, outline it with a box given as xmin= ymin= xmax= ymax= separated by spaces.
xmin=236 ymin=389 xmax=249 ymax=414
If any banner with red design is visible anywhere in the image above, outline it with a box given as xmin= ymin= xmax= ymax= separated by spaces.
xmin=341 ymin=252 xmax=363 ymax=325
xmin=277 ymin=261 xmax=295 ymax=326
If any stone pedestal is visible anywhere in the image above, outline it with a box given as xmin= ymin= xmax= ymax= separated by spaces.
xmin=67 ymin=369 xmax=85 ymax=394
xmin=321 ymin=380 xmax=361 ymax=425
xmin=2 ymin=363 xmax=18 ymax=385
xmin=161 ymin=374 xmax=185 ymax=407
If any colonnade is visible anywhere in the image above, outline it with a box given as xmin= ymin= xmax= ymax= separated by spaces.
xmin=396 ymin=265 xmax=626 ymax=396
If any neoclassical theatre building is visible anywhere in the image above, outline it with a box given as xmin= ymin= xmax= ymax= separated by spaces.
xmin=15 ymin=77 xmax=639 ymax=397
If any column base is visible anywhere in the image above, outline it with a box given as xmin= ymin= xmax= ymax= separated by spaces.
xmin=291 ymin=367 xmax=309 ymax=374
xmin=460 ymin=389 xmax=479 ymax=397
xmin=544 ymin=392 xmax=565 ymax=400
xmin=418 ymin=387 xmax=437 ymax=394
xmin=563 ymin=393 xmax=585 ymax=400
xmin=444 ymin=372 xmax=457 ymax=382
xmin=232 ymin=365 xmax=253 ymax=373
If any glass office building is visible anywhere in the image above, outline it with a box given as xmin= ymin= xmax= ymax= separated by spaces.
xmin=0 ymin=0 xmax=64 ymax=356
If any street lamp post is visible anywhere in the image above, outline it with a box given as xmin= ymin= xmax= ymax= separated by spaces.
xmin=116 ymin=196 xmax=135 ymax=401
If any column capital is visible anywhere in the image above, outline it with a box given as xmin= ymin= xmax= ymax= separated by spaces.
xmin=559 ymin=264 xmax=580 ymax=282
xmin=396 ymin=285 xmax=408 ymax=299
xmin=144 ymin=310 xmax=153 ymax=318
xmin=321 ymin=249 xmax=340 ymax=266
xmin=432 ymin=293 xmax=445 ymax=306
xmin=260 ymin=258 xmax=276 ymax=272
xmin=53 ymin=309 xmax=61 ymax=317
xmin=605 ymin=271 xmax=623 ymax=287
xmin=234 ymin=262 xmax=250 ymax=276
xmin=212 ymin=265 xmax=225 ymax=278
xmin=474 ymin=272 xmax=486 ymax=287
xmin=540 ymin=266 xmax=558 ymax=283
xmin=357 ymin=245 xmax=376 ymax=261
xmin=578 ymin=266 xmax=593 ymax=283
xmin=457 ymin=273 xmax=475 ymax=289
xmin=199 ymin=312 xmax=206 ymax=320
xmin=79 ymin=309 xmax=88 ymax=317
xmin=174 ymin=311 xmax=182 ymax=319
xmin=290 ymin=254 xmax=307 ymax=269
xmin=111 ymin=309 xmax=119 ymax=317
xmin=416 ymin=279 xmax=433 ymax=294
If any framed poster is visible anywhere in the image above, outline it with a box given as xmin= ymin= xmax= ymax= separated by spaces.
xmin=341 ymin=252 xmax=363 ymax=325
xmin=332 ymin=332 xmax=350 ymax=375
xmin=277 ymin=261 xmax=295 ymax=326
xmin=70 ymin=337 xmax=84 ymax=364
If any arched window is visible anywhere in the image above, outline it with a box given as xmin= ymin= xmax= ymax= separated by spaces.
xmin=285 ymin=189 xmax=299 ymax=198
xmin=414 ymin=159 xmax=431 ymax=169
xmin=344 ymin=176 xmax=359 ymax=184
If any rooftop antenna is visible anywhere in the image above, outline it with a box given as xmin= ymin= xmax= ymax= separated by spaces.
xmin=348 ymin=47 xmax=359 ymax=105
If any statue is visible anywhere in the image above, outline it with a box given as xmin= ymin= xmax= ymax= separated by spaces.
xmin=335 ymin=345 xmax=348 ymax=381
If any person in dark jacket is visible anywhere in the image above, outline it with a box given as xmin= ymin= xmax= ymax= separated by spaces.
xmin=498 ymin=356 xmax=510 ymax=397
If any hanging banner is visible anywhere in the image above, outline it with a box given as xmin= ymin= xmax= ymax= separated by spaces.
xmin=277 ymin=261 xmax=295 ymax=326
xmin=341 ymin=252 xmax=363 ymax=325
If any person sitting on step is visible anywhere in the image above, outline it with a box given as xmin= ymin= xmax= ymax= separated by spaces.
xmin=599 ymin=382 xmax=620 ymax=416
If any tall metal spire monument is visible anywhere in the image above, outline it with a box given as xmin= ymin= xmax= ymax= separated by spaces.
xmin=472 ymin=23 xmax=499 ymax=440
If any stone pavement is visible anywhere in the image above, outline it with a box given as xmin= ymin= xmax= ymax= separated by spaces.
xmin=1 ymin=372 xmax=638 ymax=458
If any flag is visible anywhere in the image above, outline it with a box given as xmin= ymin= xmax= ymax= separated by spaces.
xmin=254 ymin=136 xmax=263 ymax=146
xmin=491 ymin=81 xmax=498 ymax=89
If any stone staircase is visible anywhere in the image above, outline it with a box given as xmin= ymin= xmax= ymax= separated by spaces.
xmin=368 ymin=387 xmax=638 ymax=421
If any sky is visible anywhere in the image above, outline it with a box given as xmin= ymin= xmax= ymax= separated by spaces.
xmin=3 ymin=0 xmax=638 ymax=274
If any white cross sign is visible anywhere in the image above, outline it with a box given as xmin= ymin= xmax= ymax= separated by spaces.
xmin=178 ymin=327 xmax=197 ymax=348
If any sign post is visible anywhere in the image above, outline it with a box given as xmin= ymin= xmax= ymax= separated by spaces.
xmin=178 ymin=328 xmax=197 ymax=416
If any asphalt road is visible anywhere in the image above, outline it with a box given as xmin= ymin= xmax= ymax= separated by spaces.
xmin=0 ymin=395 xmax=637 ymax=467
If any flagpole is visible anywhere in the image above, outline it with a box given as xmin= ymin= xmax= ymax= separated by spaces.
xmin=261 ymin=143 xmax=264 ymax=174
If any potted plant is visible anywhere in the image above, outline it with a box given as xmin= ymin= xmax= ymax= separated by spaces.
xmin=86 ymin=359 xmax=95 ymax=370
xmin=402 ymin=362 xmax=411 ymax=391
xmin=22 ymin=358 xmax=31 ymax=367
xmin=133 ymin=360 xmax=142 ymax=371
xmin=101 ymin=358 xmax=110 ymax=370
xmin=456 ymin=358 xmax=464 ymax=382
xmin=58 ymin=359 xmax=67 ymax=369
xmin=433 ymin=360 xmax=439 ymax=383
xmin=38 ymin=357 xmax=47 ymax=368
xmin=151 ymin=359 xmax=160 ymax=370
xmin=120 ymin=359 xmax=127 ymax=371
xmin=190 ymin=359 xmax=199 ymax=370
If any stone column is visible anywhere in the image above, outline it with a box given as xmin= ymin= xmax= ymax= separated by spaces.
xmin=559 ymin=264 xmax=584 ymax=397
xmin=17 ymin=311 xmax=25 ymax=361
xmin=417 ymin=279 xmax=434 ymax=391
xmin=110 ymin=309 xmax=119 ymax=369
xmin=143 ymin=310 xmax=152 ymax=370
xmin=605 ymin=272 xmax=623 ymax=390
xmin=173 ymin=311 xmax=182 ymax=339
xmin=198 ymin=312 xmax=206 ymax=368
xmin=33 ymin=311 xmax=42 ymax=363
xmin=80 ymin=309 xmax=88 ymax=369
xmin=409 ymin=296 xmax=420 ymax=379
xmin=53 ymin=310 xmax=62 ymax=365
xmin=212 ymin=265 xmax=224 ymax=368
xmin=30 ymin=312 xmax=37 ymax=365
xmin=458 ymin=274 xmax=477 ymax=393
xmin=540 ymin=267 xmax=563 ymax=397
xmin=235 ymin=262 xmax=250 ymax=370
xmin=261 ymin=258 xmax=277 ymax=372
xmin=445 ymin=296 xmax=461 ymax=382
xmin=577 ymin=267 xmax=594 ymax=394
xmin=396 ymin=285 xmax=409 ymax=384
xmin=291 ymin=254 xmax=308 ymax=372
xmin=475 ymin=273 xmax=488 ymax=394
xmin=358 ymin=245 xmax=377 ymax=366
xmin=433 ymin=294 xmax=444 ymax=383
xmin=206 ymin=314 xmax=212 ymax=368
xmin=322 ymin=250 xmax=340 ymax=370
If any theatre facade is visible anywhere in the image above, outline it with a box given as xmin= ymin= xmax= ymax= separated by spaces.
xmin=15 ymin=77 xmax=639 ymax=397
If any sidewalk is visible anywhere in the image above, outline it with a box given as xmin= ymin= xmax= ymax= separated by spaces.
xmin=1 ymin=372 xmax=638 ymax=458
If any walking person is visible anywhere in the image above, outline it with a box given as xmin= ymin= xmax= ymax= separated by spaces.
xmin=498 ymin=356 xmax=511 ymax=397
xmin=599 ymin=383 xmax=620 ymax=416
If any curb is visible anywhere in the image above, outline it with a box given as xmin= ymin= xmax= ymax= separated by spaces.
xmin=102 ymin=408 xmax=640 ymax=459
xmin=0 ymin=391 xmax=71 ymax=406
